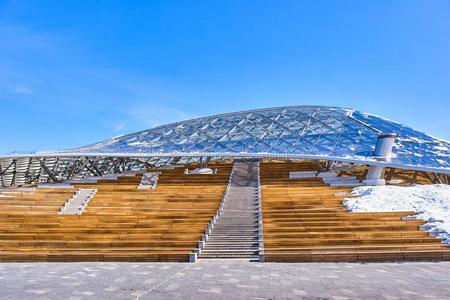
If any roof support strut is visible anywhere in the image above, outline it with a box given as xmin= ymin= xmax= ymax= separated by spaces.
xmin=38 ymin=159 xmax=59 ymax=183
xmin=363 ymin=133 xmax=396 ymax=186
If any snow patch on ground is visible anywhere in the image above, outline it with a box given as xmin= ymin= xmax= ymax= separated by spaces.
xmin=344 ymin=184 xmax=450 ymax=244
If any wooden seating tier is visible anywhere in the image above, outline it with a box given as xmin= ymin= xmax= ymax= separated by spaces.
xmin=261 ymin=161 xmax=450 ymax=262
xmin=0 ymin=164 xmax=231 ymax=262
xmin=0 ymin=188 xmax=76 ymax=214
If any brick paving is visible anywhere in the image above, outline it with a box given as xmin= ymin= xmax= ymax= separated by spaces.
xmin=1 ymin=260 xmax=450 ymax=299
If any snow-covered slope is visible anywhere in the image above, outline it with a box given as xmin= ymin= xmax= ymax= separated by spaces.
xmin=344 ymin=185 xmax=450 ymax=244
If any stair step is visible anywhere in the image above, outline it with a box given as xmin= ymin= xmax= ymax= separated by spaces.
xmin=201 ymin=249 xmax=259 ymax=253
xmin=205 ymin=243 xmax=258 ymax=246
xmin=207 ymin=238 xmax=258 ymax=241
xmin=199 ymin=254 xmax=259 ymax=258
xmin=200 ymin=160 xmax=261 ymax=260
xmin=205 ymin=248 xmax=258 ymax=250
xmin=209 ymin=233 xmax=258 ymax=236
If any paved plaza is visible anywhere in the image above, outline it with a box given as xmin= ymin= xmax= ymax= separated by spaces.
xmin=1 ymin=260 xmax=450 ymax=299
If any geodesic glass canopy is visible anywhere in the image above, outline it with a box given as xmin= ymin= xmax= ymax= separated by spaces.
xmin=65 ymin=106 xmax=450 ymax=172
xmin=1 ymin=106 xmax=449 ymax=186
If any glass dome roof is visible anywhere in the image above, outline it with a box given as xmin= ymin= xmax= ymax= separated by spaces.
xmin=65 ymin=106 xmax=449 ymax=173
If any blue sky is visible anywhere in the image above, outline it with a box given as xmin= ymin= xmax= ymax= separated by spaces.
xmin=1 ymin=0 xmax=449 ymax=154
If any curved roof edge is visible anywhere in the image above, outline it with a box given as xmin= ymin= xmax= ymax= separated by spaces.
xmin=1 ymin=152 xmax=449 ymax=174
xmin=2 ymin=105 xmax=449 ymax=174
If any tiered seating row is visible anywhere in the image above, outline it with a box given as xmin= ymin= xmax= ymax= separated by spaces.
xmin=261 ymin=161 xmax=450 ymax=262
xmin=0 ymin=188 xmax=75 ymax=213
xmin=0 ymin=164 xmax=231 ymax=262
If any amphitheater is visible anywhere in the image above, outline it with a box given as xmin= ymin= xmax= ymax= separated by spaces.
xmin=0 ymin=105 xmax=449 ymax=266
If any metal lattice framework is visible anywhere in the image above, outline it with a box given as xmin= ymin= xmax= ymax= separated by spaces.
xmin=1 ymin=106 xmax=449 ymax=186
xmin=0 ymin=156 xmax=200 ymax=186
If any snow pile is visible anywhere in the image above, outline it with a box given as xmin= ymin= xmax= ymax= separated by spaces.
xmin=344 ymin=184 xmax=450 ymax=244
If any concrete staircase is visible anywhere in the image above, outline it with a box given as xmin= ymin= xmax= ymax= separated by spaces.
xmin=199 ymin=160 xmax=260 ymax=259
xmin=59 ymin=189 xmax=96 ymax=215
xmin=137 ymin=172 xmax=160 ymax=189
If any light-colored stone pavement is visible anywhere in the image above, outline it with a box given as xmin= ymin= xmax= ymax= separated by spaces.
xmin=1 ymin=260 xmax=450 ymax=299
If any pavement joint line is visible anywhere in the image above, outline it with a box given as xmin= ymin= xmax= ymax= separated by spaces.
xmin=135 ymin=263 xmax=194 ymax=300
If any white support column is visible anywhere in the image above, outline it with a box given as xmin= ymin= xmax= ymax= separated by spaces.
xmin=363 ymin=133 xmax=396 ymax=186
xmin=199 ymin=156 xmax=211 ymax=168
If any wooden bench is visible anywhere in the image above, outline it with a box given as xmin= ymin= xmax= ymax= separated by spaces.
xmin=0 ymin=164 xmax=232 ymax=262
xmin=260 ymin=161 xmax=450 ymax=262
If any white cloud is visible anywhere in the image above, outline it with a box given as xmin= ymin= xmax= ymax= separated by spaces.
xmin=126 ymin=103 xmax=194 ymax=128
xmin=113 ymin=120 xmax=127 ymax=132
xmin=0 ymin=24 xmax=195 ymax=134
xmin=11 ymin=85 xmax=34 ymax=95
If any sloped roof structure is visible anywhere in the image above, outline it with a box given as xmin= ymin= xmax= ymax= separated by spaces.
xmin=1 ymin=105 xmax=449 ymax=186
xmin=66 ymin=106 xmax=449 ymax=170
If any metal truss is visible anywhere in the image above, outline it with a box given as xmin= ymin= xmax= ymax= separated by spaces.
xmin=0 ymin=156 xmax=202 ymax=187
